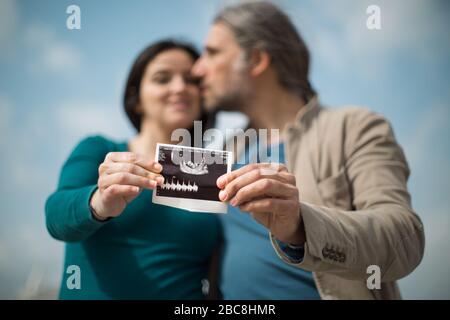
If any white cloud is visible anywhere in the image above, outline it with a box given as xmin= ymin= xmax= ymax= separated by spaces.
xmin=0 ymin=0 xmax=16 ymax=40
xmin=404 ymin=101 xmax=450 ymax=167
xmin=0 ymin=0 xmax=17 ymax=56
xmin=0 ymin=99 xmax=132 ymax=192
xmin=0 ymin=224 xmax=63 ymax=299
xmin=286 ymin=0 xmax=448 ymax=77
xmin=0 ymin=94 xmax=13 ymax=136
xmin=43 ymin=42 xmax=82 ymax=73
xmin=0 ymin=240 xmax=8 ymax=270
xmin=24 ymin=24 xmax=83 ymax=75
xmin=398 ymin=97 xmax=450 ymax=299
xmin=399 ymin=207 xmax=450 ymax=299
xmin=56 ymin=102 xmax=132 ymax=141
xmin=0 ymin=105 xmax=55 ymax=191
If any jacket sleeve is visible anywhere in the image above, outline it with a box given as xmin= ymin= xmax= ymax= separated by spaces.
xmin=271 ymin=109 xmax=425 ymax=282
xmin=45 ymin=136 xmax=111 ymax=242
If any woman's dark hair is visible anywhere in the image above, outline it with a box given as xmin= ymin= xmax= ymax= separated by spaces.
xmin=123 ymin=39 xmax=215 ymax=143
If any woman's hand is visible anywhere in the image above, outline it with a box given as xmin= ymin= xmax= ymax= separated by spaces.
xmin=90 ymin=152 xmax=164 ymax=220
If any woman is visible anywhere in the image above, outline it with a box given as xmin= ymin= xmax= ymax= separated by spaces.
xmin=45 ymin=40 xmax=221 ymax=299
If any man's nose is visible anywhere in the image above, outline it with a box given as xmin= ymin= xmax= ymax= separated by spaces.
xmin=192 ymin=57 xmax=205 ymax=77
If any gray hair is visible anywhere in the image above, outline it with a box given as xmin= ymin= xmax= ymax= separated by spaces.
xmin=214 ymin=1 xmax=315 ymax=101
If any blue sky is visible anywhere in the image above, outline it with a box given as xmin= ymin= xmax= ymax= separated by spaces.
xmin=0 ymin=0 xmax=449 ymax=299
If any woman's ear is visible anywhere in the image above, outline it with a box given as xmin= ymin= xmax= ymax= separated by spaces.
xmin=249 ymin=48 xmax=270 ymax=77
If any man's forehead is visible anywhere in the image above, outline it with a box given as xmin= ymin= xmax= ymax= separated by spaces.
xmin=204 ymin=23 xmax=238 ymax=48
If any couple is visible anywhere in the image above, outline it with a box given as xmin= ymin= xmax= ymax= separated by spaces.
xmin=46 ymin=2 xmax=424 ymax=300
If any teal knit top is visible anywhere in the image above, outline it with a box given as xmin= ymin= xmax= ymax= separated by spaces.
xmin=45 ymin=135 xmax=222 ymax=299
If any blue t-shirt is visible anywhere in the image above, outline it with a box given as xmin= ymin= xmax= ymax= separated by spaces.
xmin=219 ymin=142 xmax=320 ymax=300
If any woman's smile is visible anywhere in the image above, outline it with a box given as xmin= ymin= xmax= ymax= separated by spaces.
xmin=168 ymin=98 xmax=191 ymax=111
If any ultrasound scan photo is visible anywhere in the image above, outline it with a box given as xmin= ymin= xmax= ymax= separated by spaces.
xmin=152 ymin=143 xmax=232 ymax=213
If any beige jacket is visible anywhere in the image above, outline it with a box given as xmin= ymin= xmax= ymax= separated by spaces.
xmin=268 ymin=96 xmax=425 ymax=299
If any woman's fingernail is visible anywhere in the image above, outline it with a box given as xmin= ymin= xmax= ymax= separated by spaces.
xmin=230 ymin=198 xmax=237 ymax=206
xmin=217 ymin=176 xmax=226 ymax=187
xmin=154 ymin=163 xmax=162 ymax=171
xmin=156 ymin=176 xmax=165 ymax=185
xmin=219 ymin=190 xmax=227 ymax=201
xmin=149 ymin=180 xmax=156 ymax=188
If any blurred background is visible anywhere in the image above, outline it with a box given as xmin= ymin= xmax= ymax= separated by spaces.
xmin=0 ymin=0 xmax=449 ymax=299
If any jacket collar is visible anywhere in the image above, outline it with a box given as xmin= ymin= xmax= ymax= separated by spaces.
xmin=284 ymin=94 xmax=320 ymax=134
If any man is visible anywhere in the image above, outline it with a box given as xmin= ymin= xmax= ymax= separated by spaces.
xmin=192 ymin=1 xmax=424 ymax=299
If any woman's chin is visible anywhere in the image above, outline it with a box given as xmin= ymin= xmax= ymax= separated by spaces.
xmin=165 ymin=116 xmax=198 ymax=131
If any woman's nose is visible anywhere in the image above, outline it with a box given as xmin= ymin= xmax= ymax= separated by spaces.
xmin=170 ymin=76 xmax=187 ymax=93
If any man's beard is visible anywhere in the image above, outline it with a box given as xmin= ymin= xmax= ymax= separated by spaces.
xmin=208 ymin=54 xmax=251 ymax=112
xmin=208 ymin=87 xmax=247 ymax=112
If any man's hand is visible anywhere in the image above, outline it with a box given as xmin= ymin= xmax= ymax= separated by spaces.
xmin=217 ymin=163 xmax=306 ymax=245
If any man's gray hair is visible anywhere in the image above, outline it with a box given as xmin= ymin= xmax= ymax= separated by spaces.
xmin=214 ymin=1 xmax=315 ymax=101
